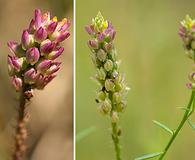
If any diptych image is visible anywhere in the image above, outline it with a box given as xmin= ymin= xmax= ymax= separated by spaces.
xmin=0 ymin=0 xmax=195 ymax=160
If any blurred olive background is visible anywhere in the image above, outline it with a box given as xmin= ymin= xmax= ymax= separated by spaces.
xmin=76 ymin=0 xmax=195 ymax=159
xmin=0 ymin=0 xmax=73 ymax=160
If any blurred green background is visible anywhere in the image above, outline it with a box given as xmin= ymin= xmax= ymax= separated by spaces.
xmin=76 ymin=0 xmax=195 ymax=159
xmin=0 ymin=1 xmax=73 ymax=160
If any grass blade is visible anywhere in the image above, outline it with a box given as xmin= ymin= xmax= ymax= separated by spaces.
xmin=76 ymin=126 xmax=96 ymax=142
xmin=153 ymin=120 xmax=173 ymax=135
xmin=135 ymin=152 xmax=164 ymax=160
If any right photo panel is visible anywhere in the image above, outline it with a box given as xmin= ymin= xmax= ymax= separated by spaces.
xmin=76 ymin=0 xmax=195 ymax=160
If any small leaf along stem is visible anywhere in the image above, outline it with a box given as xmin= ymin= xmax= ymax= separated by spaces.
xmin=13 ymin=84 xmax=32 ymax=160
xmin=158 ymin=91 xmax=195 ymax=160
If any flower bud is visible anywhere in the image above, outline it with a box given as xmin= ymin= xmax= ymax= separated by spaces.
xmin=8 ymin=56 xmax=23 ymax=73
xmin=96 ymin=49 xmax=107 ymax=62
xmin=99 ymin=99 xmax=112 ymax=114
xmin=186 ymin=83 xmax=195 ymax=90
xmin=107 ymin=30 xmax=116 ymax=41
xmin=21 ymin=30 xmax=34 ymax=49
xmin=96 ymin=91 xmax=106 ymax=102
xmin=7 ymin=41 xmax=24 ymax=56
xmin=104 ymin=59 xmax=113 ymax=71
xmin=40 ymin=39 xmax=55 ymax=54
xmin=36 ymin=60 xmax=52 ymax=73
xmin=47 ymin=47 xmax=64 ymax=60
xmin=97 ymin=33 xmax=105 ymax=42
xmin=52 ymin=31 xmax=70 ymax=43
xmin=34 ymin=9 xmax=42 ymax=29
xmin=24 ymin=68 xmax=38 ymax=84
xmin=97 ymin=67 xmax=106 ymax=80
xmin=88 ymin=40 xmax=98 ymax=49
xmin=116 ymin=102 xmax=126 ymax=112
xmin=47 ymin=22 xmax=58 ymax=34
xmin=46 ymin=62 xmax=61 ymax=75
xmin=28 ymin=19 xmax=35 ymax=33
xmin=105 ymin=79 xmax=115 ymax=91
xmin=104 ymin=42 xmax=113 ymax=52
xmin=113 ymin=92 xmax=122 ymax=104
xmin=26 ymin=47 xmax=40 ymax=65
xmin=11 ymin=76 xmax=22 ymax=92
xmin=34 ymin=27 xmax=47 ymax=42
xmin=85 ymin=25 xmax=94 ymax=35
xmin=111 ymin=111 xmax=119 ymax=123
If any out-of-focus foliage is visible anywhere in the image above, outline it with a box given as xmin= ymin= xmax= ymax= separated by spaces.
xmin=76 ymin=0 xmax=195 ymax=160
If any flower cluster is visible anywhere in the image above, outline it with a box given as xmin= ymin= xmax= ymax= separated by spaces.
xmin=179 ymin=15 xmax=195 ymax=89
xmin=8 ymin=9 xmax=70 ymax=91
xmin=85 ymin=12 xmax=128 ymax=122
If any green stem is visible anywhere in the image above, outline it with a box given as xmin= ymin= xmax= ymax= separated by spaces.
xmin=111 ymin=122 xmax=121 ymax=160
xmin=158 ymin=91 xmax=195 ymax=160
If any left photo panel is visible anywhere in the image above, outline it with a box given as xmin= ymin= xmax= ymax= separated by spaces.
xmin=0 ymin=1 xmax=73 ymax=160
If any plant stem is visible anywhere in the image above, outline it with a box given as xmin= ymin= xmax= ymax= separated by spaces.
xmin=158 ymin=91 xmax=195 ymax=160
xmin=111 ymin=122 xmax=121 ymax=160
xmin=13 ymin=85 xmax=30 ymax=160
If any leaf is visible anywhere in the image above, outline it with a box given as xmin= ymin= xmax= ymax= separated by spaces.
xmin=188 ymin=120 xmax=195 ymax=130
xmin=134 ymin=152 xmax=164 ymax=160
xmin=153 ymin=120 xmax=173 ymax=135
xmin=76 ymin=126 xmax=96 ymax=142
xmin=177 ymin=107 xmax=190 ymax=111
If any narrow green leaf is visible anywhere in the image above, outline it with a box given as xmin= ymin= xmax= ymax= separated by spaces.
xmin=135 ymin=152 xmax=164 ymax=160
xmin=177 ymin=107 xmax=190 ymax=111
xmin=76 ymin=126 xmax=96 ymax=142
xmin=188 ymin=120 xmax=195 ymax=130
xmin=153 ymin=120 xmax=173 ymax=135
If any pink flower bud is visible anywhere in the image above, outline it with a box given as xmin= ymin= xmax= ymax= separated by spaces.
xmin=28 ymin=19 xmax=35 ymax=33
xmin=46 ymin=62 xmax=61 ymax=75
xmin=21 ymin=30 xmax=34 ymax=49
xmin=85 ymin=25 xmax=94 ymax=35
xmin=47 ymin=22 xmax=58 ymax=34
xmin=97 ymin=33 xmax=105 ymax=42
xmin=36 ymin=60 xmax=52 ymax=73
xmin=8 ymin=55 xmax=23 ymax=73
xmin=47 ymin=47 xmax=64 ymax=60
xmin=11 ymin=76 xmax=22 ymax=91
xmin=34 ymin=9 xmax=42 ymax=29
xmin=40 ymin=39 xmax=55 ymax=54
xmin=34 ymin=27 xmax=47 ymax=42
xmin=7 ymin=41 xmax=19 ymax=54
xmin=55 ymin=31 xmax=70 ymax=43
xmin=88 ymin=40 xmax=98 ymax=49
xmin=36 ymin=74 xmax=56 ymax=89
xmin=24 ymin=68 xmax=38 ymax=84
xmin=26 ymin=47 xmax=40 ymax=65
xmin=104 ymin=42 xmax=113 ymax=52
xmin=60 ymin=21 xmax=71 ymax=32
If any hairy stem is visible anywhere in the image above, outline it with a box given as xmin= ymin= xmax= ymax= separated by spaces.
xmin=111 ymin=122 xmax=121 ymax=160
xmin=158 ymin=91 xmax=195 ymax=160
xmin=13 ymin=85 xmax=30 ymax=160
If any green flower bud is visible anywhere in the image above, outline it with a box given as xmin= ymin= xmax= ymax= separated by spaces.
xmin=185 ymin=50 xmax=194 ymax=59
xmin=96 ymin=91 xmax=106 ymax=102
xmin=105 ymin=79 xmax=115 ymax=91
xmin=113 ymin=92 xmax=122 ymax=104
xmin=97 ymin=67 xmax=106 ymax=80
xmin=98 ymin=99 xmax=112 ymax=114
xmin=96 ymin=49 xmax=107 ymax=62
xmin=111 ymin=111 xmax=119 ymax=123
xmin=116 ymin=102 xmax=126 ymax=112
xmin=115 ymin=83 xmax=123 ymax=92
xmin=104 ymin=59 xmax=113 ymax=71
